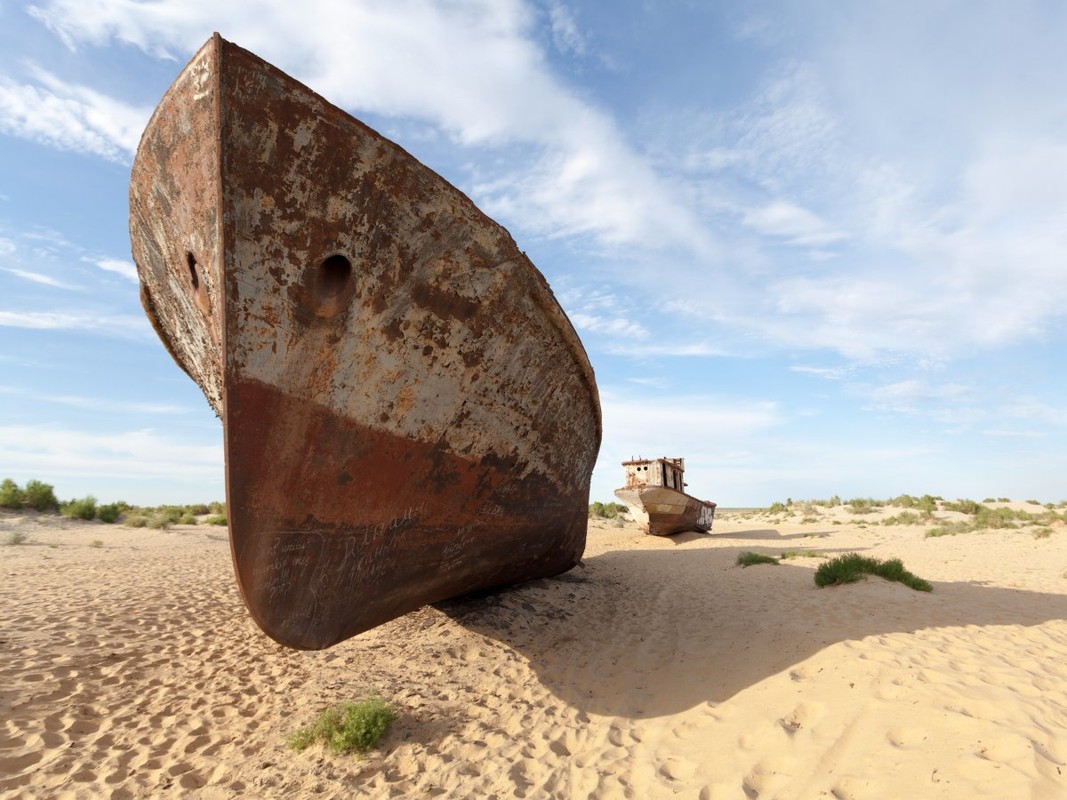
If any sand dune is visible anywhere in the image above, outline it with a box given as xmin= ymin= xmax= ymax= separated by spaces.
xmin=3 ymin=506 xmax=1067 ymax=798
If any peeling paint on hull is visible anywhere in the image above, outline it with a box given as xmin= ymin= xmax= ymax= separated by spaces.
xmin=129 ymin=35 xmax=601 ymax=649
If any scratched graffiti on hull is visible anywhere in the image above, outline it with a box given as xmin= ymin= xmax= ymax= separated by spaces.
xmin=129 ymin=34 xmax=602 ymax=649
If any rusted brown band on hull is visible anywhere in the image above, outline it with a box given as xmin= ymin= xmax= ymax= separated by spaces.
xmin=228 ymin=379 xmax=587 ymax=649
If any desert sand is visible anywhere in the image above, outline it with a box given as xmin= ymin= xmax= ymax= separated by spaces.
xmin=3 ymin=504 xmax=1067 ymax=799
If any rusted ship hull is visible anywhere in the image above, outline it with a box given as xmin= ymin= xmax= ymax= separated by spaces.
xmin=129 ymin=35 xmax=601 ymax=650
xmin=613 ymin=486 xmax=715 ymax=536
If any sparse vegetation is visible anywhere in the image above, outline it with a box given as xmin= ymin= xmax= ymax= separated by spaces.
xmin=0 ymin=478 xmax=24 ymax=509
xmin=288 ymin=696 xmax=396 ymax=756
xmin=5 ymin=530 xmax=28 ymax=546
xmin=814 ymin=553 xmax=932 ymax=591
xmin=61 ymin=495 xmax=98 ymax=521
xmin=780 ymin=549 xmax=825 ymax=560
xmin=96 ymin=503 xmax=121 ymax=524
xmin=205 ymin=514 xmax=227 ymax=526
xmin=588 ymin=501 xmax=628 ymax=519
xmin=90 ymin=539 xmax=104 ymax=548
xmin=737 ymin=551 xmax=779 ymax=567
xmin=882 ymin=511 xmax=926 ymax=526
xmin=846 ymin=497 xmax=882 ymax=514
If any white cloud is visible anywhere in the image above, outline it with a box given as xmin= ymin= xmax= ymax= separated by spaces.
xmin=1 ymin=267 xmax=81 ymax=290
xmin=546 ymin=1 xmax=586 ymax=57
xmin=0 ymin=68 xmax=150 ymax=162
xmin=0 ymin=384 xmax=192 ymax=415
xmin=90 ymin=257 xmax=138 ymax=282
xmin=0 ymin=310 xmax=150 ymax=338
xmin=742 ymin=200 xmax=845 ymax=247
xmin=0 ymin=425 xmax=221 ymax=482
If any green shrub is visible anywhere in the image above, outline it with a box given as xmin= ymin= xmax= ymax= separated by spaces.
xmin=893 ymin=494 xmax=938 ymax=513
xmin=23 ymin=480 xmax=58 ymax=511
xmin=926 ymin=520 xmax=975 ymax=537
xmin=780 ymin=549 xmax=825 ymax=560
xmin=943 ymin=499 xmax=984 ymax=515
xmin=178 ymin=513 xmax=198 ymax=525
xmin=61 ymin=496 xmax=97 ymax=521
xmin=205 ymin=514 xmax=227 ymax=526
xmin=208 ymin=500 xmax=226 ymax=515
xmin=814 ymin=553 xmax=932 ymax=592
xmin=187 ymin=503 xmax=210 ymax=516
xmin=89 ymin=539 xmax=104 ymax=548
xmin=124 ymin=515 xmax=148 ymax=528
xmin=288 ymin=696 xmax=396 ymax=755
xmin=96 ymin=504 xmax=121 ymax=524
xmin=588 ymin=501 xmax=628 ymax=519
xmin=882 ymin=511 xmax=927 ymax=525
xmin=0 ymin=478 xmax=24 ymax=509
xmin=767 ymin=501 xmax=787 ymax=514
xmin=846 ymin=497 xmax=881 ymax=514
xmin=737 ymin=551 xmax=779 ymax=567
xmin=6 ymin=530 xmax=28 ymax=545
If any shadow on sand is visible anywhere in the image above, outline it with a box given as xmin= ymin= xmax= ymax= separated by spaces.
xmin=439 ymin=534 xmax=1067 ymax=720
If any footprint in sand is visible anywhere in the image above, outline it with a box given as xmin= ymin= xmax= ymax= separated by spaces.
xmin=978 ymin=734 xmax=1033 ymax=763
xmin=778 ymin=701 xmax=826 ymax=735
xmin=887 ymin=726 xmax=927 ymax=748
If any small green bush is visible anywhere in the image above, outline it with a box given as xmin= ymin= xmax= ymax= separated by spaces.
xmin=205 ymin=514 xmax=227 ymax=526
xmin=882 ymin=511 xmax=924 ymax=525
xmin=925 ymin=520 xmax=975 ymax=537
xmin=178 ymin=513 xmax=198 ymax=525
xmin=89 ymin=539 xmax=104 ymax=548
xmin=737 ymin=551 xmax=779 ymax=567
xmin=588 ymin=501 xmax=628 ymax=519
xmin=767 ymin=501 xmax=787 ymax=514
xmin=62 ymin=496 xmax=98 ymax=521
xmin=23 ymin=480 xmax=59 ymax=511
xmin=943 ymin=499 xmax=985 ymax=515
xmin=208 ymin=500 xmax=226 ymax=515
xmin=814 ymin=553 xmax=932 ymax=592
xmin=288 ymin=696 xmax=397 ymax=755
xmin=96 ymin=503 xmax=121 ymax=524
xmin=6 ymin=530 xmax=28 ymax=545
xmin=0 ymin=478 xmax=24 ymax=509
xmin=780 ymin=549 xmax=825 ymax=560
xmin=124 ymin=515 xmax=147 ymax=528
xmin=846 ymin=497 xmax=880 ymax=514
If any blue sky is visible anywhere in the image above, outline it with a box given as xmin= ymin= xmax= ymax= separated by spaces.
xmin=1 ymin=0 xmax=1065 ymax=507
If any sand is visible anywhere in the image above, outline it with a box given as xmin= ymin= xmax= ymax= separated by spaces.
xmin=3 ymin=504 xmax=1067 ymax=799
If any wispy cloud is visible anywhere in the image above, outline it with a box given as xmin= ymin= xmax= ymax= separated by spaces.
xmin=1 ymin=267 xmax=81 ymax=290
xmin=0 ymin=425 xmax=221 ymax=482
xmin=0 ymin=384 xmax=192 ymax=415
xmin=742 ymin=200 xmax=845 ymax=247
xmin=0 ymin=67 xmax=150 ymax=162
xmin=88 ymin=257 xmax=138 ymax=282
xmin=0 ymin=310 xmax=149 ymax=338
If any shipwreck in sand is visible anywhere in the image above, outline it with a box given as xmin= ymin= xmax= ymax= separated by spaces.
xmin=129 ymin=34 xmax=601 ymax=650
xmin=613 ymin=458 xmax=716 ymax=536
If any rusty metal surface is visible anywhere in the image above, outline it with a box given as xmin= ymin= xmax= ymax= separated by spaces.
xmin=614 ymin=458 xmax=715 ymax=536
xmin=129 ymin=35 xmax=601 ymax=649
